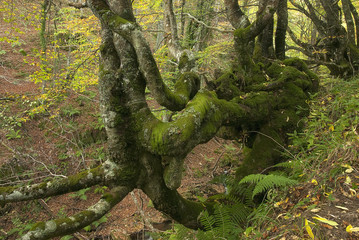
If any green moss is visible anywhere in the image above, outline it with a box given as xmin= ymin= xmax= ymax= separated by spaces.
xmin=235 ymin=125 xmax=284 ymax=179
xmin=30 ymin=221 xmax=46 ymax=231
xmin=163 ymin=157 xmax=184 ymax=190
xmin=101 ymin=10 xmax=131 ymax=26
xmin=214 ymin=71 xmax=241 ymax=100
xmin=234 ymin=25 xmax=251 ymax=41
xmin=266 ymin=63 xmax=284 ymax=78
xmin=283 ymin=58 xmax=308 ymax=72
xmin=174 ymin=72 xmax=200 ymax=99
xmin=178 ymin=52 xmax=189 ymax=70
xmin=242 ymin=91 xmax=274 ymax=120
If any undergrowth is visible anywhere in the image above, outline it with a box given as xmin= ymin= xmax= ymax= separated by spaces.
xmin=153 ymin=76 xmax=359 ymax=239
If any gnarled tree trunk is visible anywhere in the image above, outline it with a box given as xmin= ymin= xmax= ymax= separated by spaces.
xmin=0 ymin=0 xmax=318 ymax=238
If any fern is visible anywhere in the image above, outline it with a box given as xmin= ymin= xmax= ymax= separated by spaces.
xmin=213 ymin=205 xmax=234 ymax=237
xmin=197 ymin=203 xmax=247 ymax=240
xmin=199 ymin=210 xmax=216 ymax=232
xmin=239 ymin=174 xmax=298 ymax=199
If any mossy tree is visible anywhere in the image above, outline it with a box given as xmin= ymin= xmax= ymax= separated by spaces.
xmin=289 ymin=0 xmax=359 ymax=77
xmin=0 ymin=0 xmax=318 ymax=238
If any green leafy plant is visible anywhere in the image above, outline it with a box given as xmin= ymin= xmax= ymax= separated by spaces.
xmin=6 ymin=217 xmax=34 ymax=238
xmin=61 ymin=105 xmax=81 ymax=118
xmin=5 ymin=129 xmax=22 ymax=139
xmin=239 ymin=174 xmax=298 ymax=199
xmin=70 ymin=187 xmax=90 ymax=200
xmin=83 ymin=215 xmax=108 ymax=232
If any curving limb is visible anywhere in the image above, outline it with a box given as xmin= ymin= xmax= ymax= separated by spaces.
xmin=89 ymin=0 xmax=199 ymax=111
xmin=21 ymin=186 xmax=131 ymax=240
xmin=0 ymin=165 xmax=105 ymax=205
xmin=137 ymin=90 xmax=247 ymax=157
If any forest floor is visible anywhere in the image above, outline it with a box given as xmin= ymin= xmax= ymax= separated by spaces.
xmin=1 ymin=6 xmax=359 ymax=240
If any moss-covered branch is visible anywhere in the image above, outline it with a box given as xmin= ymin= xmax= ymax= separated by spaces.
xmin=21 ymin=186 xmax=131 ymax=240
xmin=0 ymin=159 xmax=133 ymax=205
xmin=0 ymin=165 xmax=105 ymax=205
xmin=139 ymin=152 xmax=214 ymax=229
xmin=138 ymin=90 xmax=247 ymax=156
xmin=89 ymin=0 xmax=199 ymax=111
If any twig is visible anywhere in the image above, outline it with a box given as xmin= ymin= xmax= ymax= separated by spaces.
xmin=130 ymin=190 xmax=155 ymax=232
xmin=0 ymin=97 xmax=15 ymax=101
xmin=0 ymin=140 xmax=67 ymax=178
xmin=183 ymin=12 xmax=234 ymax=33
xmin=211 ymin=150 xmax=226 ymax=177
xmin=248 ymin=131 xmax=297 ymax=160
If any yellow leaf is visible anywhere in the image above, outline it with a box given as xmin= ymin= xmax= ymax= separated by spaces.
xmin=311 ymin=179 xmax=318 ymax=185
xmin=328 ymin=125 xmax=334 ymax=131
xmin=345 ymin=176 xmax=352 ymax=185
xmin=305 ymin=219 xmax=315 ymax=240
xmin=312 ymin=215 xmax=338 ymax=228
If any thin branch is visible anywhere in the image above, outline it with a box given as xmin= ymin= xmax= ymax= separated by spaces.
xmin=1 ymin=141 xmax=67 ymax=178
xmin=248 ymin=130 xmax=297 ymax=160
xmin=21 ymin=186 xmax=131 ymax=240
xmin=0 ymin=163 xmax=106 ymax=204
xmin=183 ymin=12 xmax=234 ymax=33
xmin=0 ymin=98 xmax=15 ymax=101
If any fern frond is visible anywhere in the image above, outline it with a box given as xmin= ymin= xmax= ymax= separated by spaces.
xmin=199 ymin=210 xmax=216 ymax=232
xmin=173 ymin=224 xmax=193 ymax=240
xmin=251 ymin=174 xmax=298 ymax=199
xmin=239 ymin=174 xmax=266 ymax=185
xmin=229 ymin=203 xmax=251 ymax=225
xmin=213 ymin=205 xmax=233 ymax=236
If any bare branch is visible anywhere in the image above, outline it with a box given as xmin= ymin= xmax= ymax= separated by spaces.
xmin=183 ymin=12 xmax=234 ymax=33
xmin=21 ymin=186 xmax=131 ymax=240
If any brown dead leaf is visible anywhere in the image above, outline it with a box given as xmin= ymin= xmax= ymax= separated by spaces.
xmin=321 ymin=223 xmax=334 ymax=229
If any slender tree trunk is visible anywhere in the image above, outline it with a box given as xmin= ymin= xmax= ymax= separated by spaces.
xmin=275 ymin=0 xmax=288 ymax=60
xmin=342 ymin=0 xmax=355 ymax=44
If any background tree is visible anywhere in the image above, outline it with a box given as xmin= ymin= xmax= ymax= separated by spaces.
xmin=0 ymin=0 xmax=318 ymax=238
xmin=288 ymin=0 xmax=359 ymax=77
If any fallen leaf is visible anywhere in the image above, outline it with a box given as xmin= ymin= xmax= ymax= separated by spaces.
xmin=341 ymin=164 xmax=354 ymax=173
xmin=335 ymin=205 xmax=349 ymax=211
xmin=305 ymin=219 xmax=315 ymax=240
xmin=310 ymin=208 xmax=321 ymax=213
xmin=312 ymin=215 xmax=338 ymax=228
xmin=346 ymin=225 xmax=359 ymax=233
xmin=349 ymin=188 xmax=357 ymax=196
xmin=345 ymin=176 xmax=352 ymax=185
xmin=312 ymin=179 xmax=318 ymax=185
xmin=321 ymin=223 xmax=333 ymax=229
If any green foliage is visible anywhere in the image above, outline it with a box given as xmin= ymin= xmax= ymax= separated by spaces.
xmin=70 ymin=187 xmax=90 ymax=200
xmin=197 ymin=41 xmax=233 ymax=72
xmin=239 ymin=174 xmax=298 ymax=199
xmin=288 ymin=76 xmax=359 ymax=180
xmin=164 ymin=203 xmax=247 ymax=240
xmin=60 ymin=235 xmax=74 ymax=240
xmin=61 ymin=104 xmax=81 ymax=118
xmin=83 ymin=215 xmax=108 ymax=232
xmin=4 ymin=217 xmax=34 ymax=239
xmin=5 ymin=129 xmax=21 ymax=139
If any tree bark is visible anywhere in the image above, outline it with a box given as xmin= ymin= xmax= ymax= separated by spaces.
xmin=275 ymin=0 xmax=288 ymax=60
xmin=1 ymin=1 xmax=320 ymax=237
